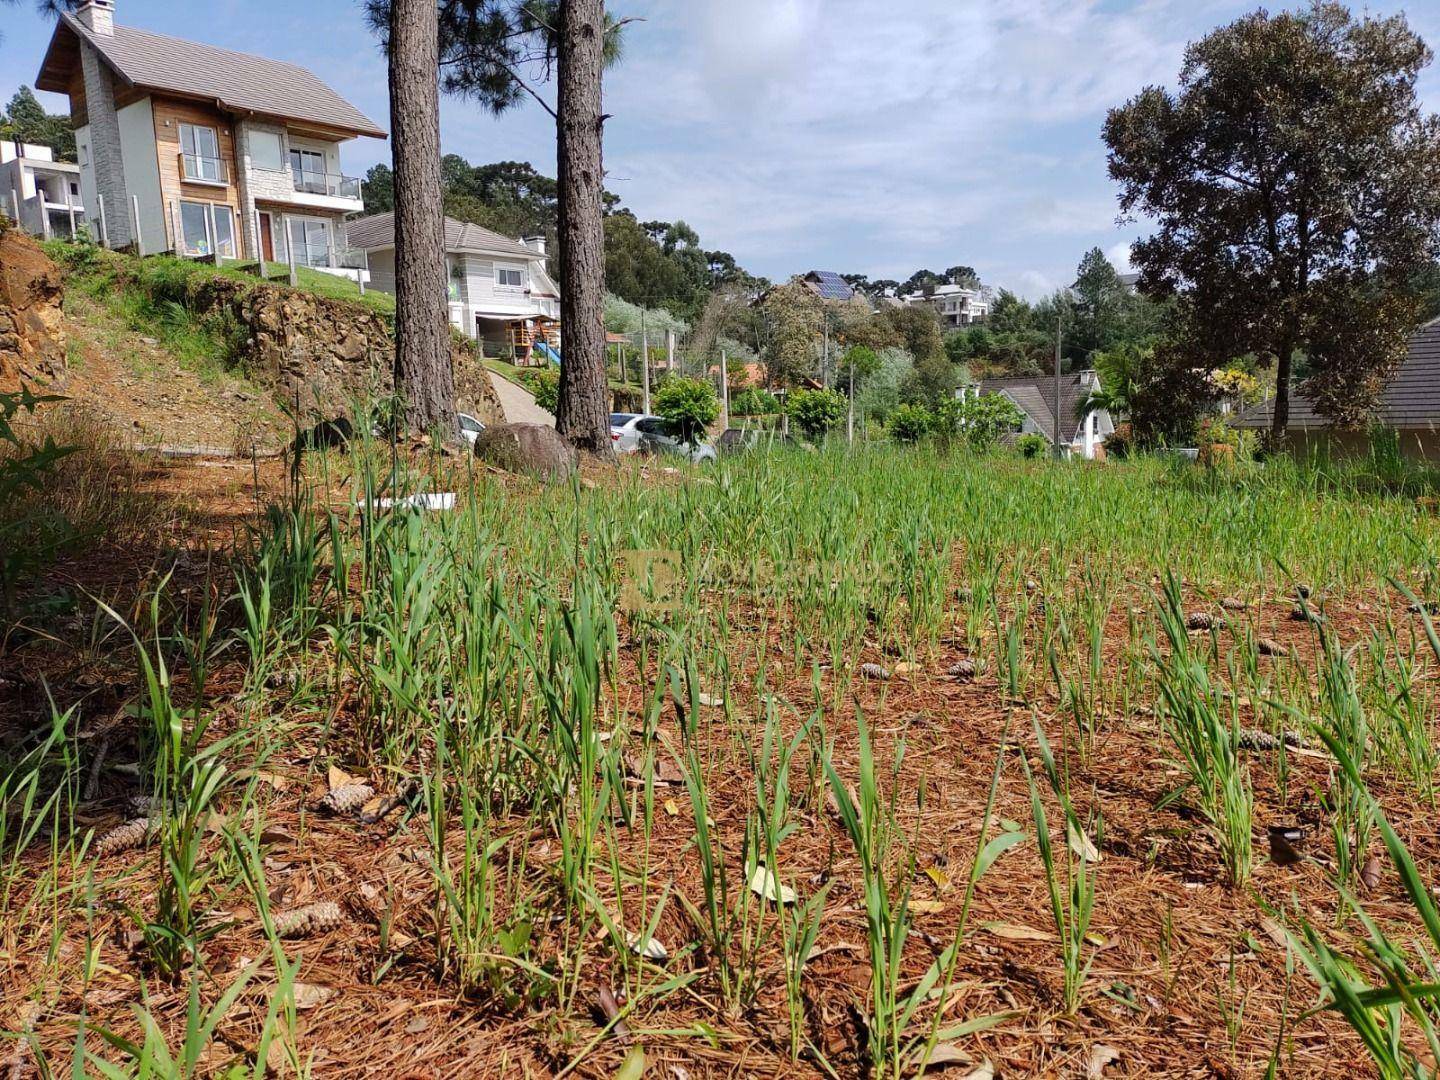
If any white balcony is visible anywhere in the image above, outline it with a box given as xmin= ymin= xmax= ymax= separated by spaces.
xmin=247 ymin=165 xmax=363 ymax=212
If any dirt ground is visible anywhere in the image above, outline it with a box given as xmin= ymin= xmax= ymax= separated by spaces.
xmin=6 ymin=448 xmax=1437 ymax=1078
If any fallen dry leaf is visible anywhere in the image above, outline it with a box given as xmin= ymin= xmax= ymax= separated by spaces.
xmin=292 ymin=982 xmax=334 ymax=1011
xmin=1088 ymin=1043 xmax=1121 ymax=1077
xmin=1068 ymin=821 xmax=1102 ymax=863
xmin=748 ymin=864 xmax=797 ymax=904
xmin=327 ymin=765 xmax=354 ymax=791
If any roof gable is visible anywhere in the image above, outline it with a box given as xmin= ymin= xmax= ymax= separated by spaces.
xmin=346 ymin=213 xmax=541 ymax=260
xmin=977 ymin=372 xmax=1096 ymax=442
xmin=37 ymin=14 xmax=384 ymax=139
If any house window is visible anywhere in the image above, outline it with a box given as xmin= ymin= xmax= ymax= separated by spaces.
xmin=495 ymin=267 xmax=524 ymax=288
xmin=178 ymin=200 xmax=238 ymax=258
xmin=179 ymin=201 xmax=210 ymax=254
xmin=287 ymin=216 xmax=332 ymax=267
xmin=211 ymin=205 xmax=236 ymax=258
xmin=251 ymin=130 xmax=284 ymax=171
xmin=290 ymin=148 xmax=327 ymax=194
xmin=179 ymin=123 xmax=224 ymax=183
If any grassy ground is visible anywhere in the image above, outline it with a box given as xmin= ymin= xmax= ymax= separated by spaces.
xmin=4 ymin=442 xmax=1440 ymax=1077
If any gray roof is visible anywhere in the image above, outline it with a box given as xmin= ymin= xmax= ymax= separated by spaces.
xmin=1237 ymin=319 xmax=1440 ymax=431
xmin=978 ymin=372 xmax=1091 ymax=442
xmin=346 ymin=213 xmax=539 ymax=259
xmin=37 ymin=14 xmax=384 ymax=139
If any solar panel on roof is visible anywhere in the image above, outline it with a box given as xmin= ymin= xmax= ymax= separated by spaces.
xmin=810 ymin=271 xmax=854 ymax=300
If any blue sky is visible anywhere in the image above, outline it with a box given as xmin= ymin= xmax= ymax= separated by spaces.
xmin=3 ymin=0 xmax=1438 ymax=297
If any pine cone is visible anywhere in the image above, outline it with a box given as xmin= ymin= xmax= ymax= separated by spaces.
xmin=1257 ymin=637 xmax=1289 ymax=657
xmin=124 ymin=794 xmax=170 ymax=818
xmin=859 ymin=662 xmax=891 ymax=681
xmin=1220 ymin=597 xmax=1247 ymax=612
xmin=1185 ymin=611 xmax=1215 ymax=631
xmin=948 ymin=659 xmax=977 ymax=679
xmin=274 ymin=901 xmax=344 ymax=938
xmin=95 ymin=817 xmax=153 ymax=857
xmin=320 ymin=782 xmax=375 ymax=814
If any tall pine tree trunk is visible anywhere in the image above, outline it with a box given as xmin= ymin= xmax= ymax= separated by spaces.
xmin=553 ymin=0 xmax=610 ymax=453
xmin=1270 ymin=335 xmax=1293 ymax=445
xmin=389 ymin=0 xmax=456 ymax=439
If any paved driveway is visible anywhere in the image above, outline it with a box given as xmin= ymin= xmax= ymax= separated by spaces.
xmin=488 ymin=370 xmax=555 ymax=426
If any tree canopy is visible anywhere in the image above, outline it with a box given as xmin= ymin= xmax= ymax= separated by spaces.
xmin=1105 ymin=2 xmax=1440 ymax=437
xmin=0 ymin=87 xmax=75 ymax=162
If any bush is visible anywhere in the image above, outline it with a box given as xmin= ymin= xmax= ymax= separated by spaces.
xmin=731 ymin=387 xmax=779 ymax=416
xmin=934 ymin=392 xmax=1025 ymax=452
xmin=521 ymin=368 xmax=560 ymax=413
xmin=1103 ymin=422 xmax=1136 ymax=459
xmin=888 ymin=403 xmax=933 ymax=444
xmin=786 ymin=387 xmax=847 ymax=441
xmin=1017 ymin=433 xmax=1049 ymax=458
xmin=654 ymin=376 xmax=719 ymax=446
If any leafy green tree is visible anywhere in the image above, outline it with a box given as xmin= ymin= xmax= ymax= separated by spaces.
xmin=937 ymin=393 xmax=1025 ymax=452
xmin=654 ymin=376 xmax=719 ymax=446
xmin=1105 ymin=2 xmax=1440 ymax=440
xmin=759 ymin=281 xmax=823 ymax=388
xmin=888 ymin=403 xmax=932 ymax=444
xmin=730 ymin=387 xmax=778 ymax=416
xmin=1070 ymin=247 xmax=1128 ymax=358
xmin=522 ymin=367 xmax=560 ymax=413
xmin=786 ymin=387 xmax=846 ymax=440
xmin=361 ymin=163 xmax=395 ymax=213
xmin=0 ymin=86 xmax=76 ymax=162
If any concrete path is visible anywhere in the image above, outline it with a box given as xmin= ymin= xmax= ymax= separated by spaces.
xmin=488 ymin=370 xmax=555 ymax=427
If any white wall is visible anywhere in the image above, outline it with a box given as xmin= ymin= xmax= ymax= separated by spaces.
xmin=116 ymin=98 xmax=166 ymax=253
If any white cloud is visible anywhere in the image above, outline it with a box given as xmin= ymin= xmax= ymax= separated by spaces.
xmin=1107 ymin=241 xmax=1136 ymax=275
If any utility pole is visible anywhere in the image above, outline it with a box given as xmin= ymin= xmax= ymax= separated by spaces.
xmin=1053 ymin=312 xmax=1063 ymax=461
xmin=641 ymin=308 xmax=651 ymax=414
xmin=847 ymin=354 xmax=855 ymax=444
xmin=720 ymin=349 xmax=729 ymax=431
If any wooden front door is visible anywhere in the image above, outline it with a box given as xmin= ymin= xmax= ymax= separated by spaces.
xmin=258 ymin=213 xmax=275 ymax=262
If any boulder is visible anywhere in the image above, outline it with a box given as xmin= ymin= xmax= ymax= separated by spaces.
xmin=473 ymin=422 xmax=577 ymax=481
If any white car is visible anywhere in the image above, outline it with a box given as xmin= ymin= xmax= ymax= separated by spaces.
xmin=610 ymin=413 xmax=717 ymax=464
xmin=458 ymin=413 xmax=486 ymax=445
xmin=609 ymin=413 xmax=655 ymax=454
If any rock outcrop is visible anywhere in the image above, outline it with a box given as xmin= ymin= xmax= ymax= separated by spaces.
xmin=162 ymin=272 xmax=503 ymax=426
xmin=0 ymin=225 xmax=67 ymax=390
xmin=473 ymin=422 xmax=578 ymax=481
xmin=54 ymin=248 xmax=502 ymax=426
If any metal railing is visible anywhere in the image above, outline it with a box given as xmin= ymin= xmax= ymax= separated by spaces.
xmin=290 ymin=169 xmax=362 ymax=200
xmin=179 ymin=152 xmax=227 ymax=184
xmin=290 ymin=243 xmax=369 ymax=271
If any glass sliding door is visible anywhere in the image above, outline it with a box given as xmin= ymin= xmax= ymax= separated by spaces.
xmin=290 ymin=148 xmax=328 ymax=195
xmin=286 ymin=217 xmax=332 ymax=267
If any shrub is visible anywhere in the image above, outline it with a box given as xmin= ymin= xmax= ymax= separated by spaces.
xmin=888 ymin=403 xmax=933 ymax=444
xmin=654 ymin=376 xmax=719 ymax=446
xmin=521 ymin=368 xmax=560 ymax=413
xmin=731 ymin=387 xmax=779 ymax=416
xmin=1017 ymin=433 xmax=1049 ymax=458
xmin=934 ymin=392 xmax=1025 ymax=452
xmin=786 ymin=387 xmax=847 ymax=441
xmin=1104 ymin=422 xmax=1136 ymax=459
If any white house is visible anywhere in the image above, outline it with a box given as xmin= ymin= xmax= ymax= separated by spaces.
xmin=347 ymin=213 xmax=561 ymax=358
xmin=971 ymin=370 xmax=1115 ymax=459
xmin=903 ymin=283 xmax=991 ymax=327
xmin=1 ymin=140 xmax=86 ymax=240
xmin=35 ymin=0 xmax=384 ymax=277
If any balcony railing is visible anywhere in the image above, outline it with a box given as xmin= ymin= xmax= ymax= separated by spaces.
xmin=179 ymin=153 xmax=227 ymax=185
xmin=290 ymin=169 xmax=363 ymax=200
xmin=290 ymin=243 xmax=369 ymax=271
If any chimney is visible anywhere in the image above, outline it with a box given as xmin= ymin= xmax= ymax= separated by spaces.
xmin=76 ymin=0 xmax=115 ymax=35
xmin=522 ymin=235 xmax=546 ymax=256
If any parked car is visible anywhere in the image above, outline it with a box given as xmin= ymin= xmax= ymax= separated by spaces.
xmin=611 ymin=413 xmax=716 ymax=464
xmin=458 ymin=413 xmax=486 ymax=446
xmin=609 ymin=413 xmax=653 ymax=454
